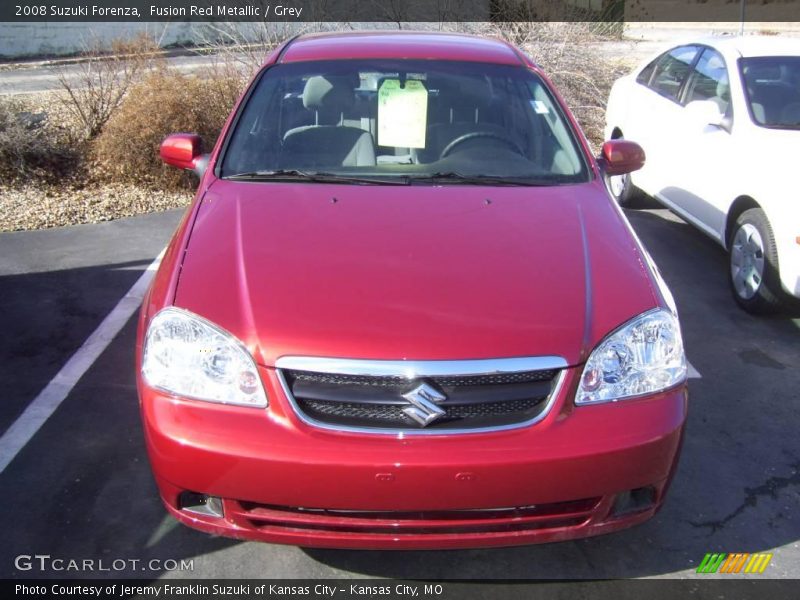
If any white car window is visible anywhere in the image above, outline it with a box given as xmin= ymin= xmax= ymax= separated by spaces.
xmin=684 ymin=48 xmax=731 ymax=114
xmin=741 ymin=57 xmax=800 ymax=128
xmin=641 ymin=46 xmax=700 ymax=102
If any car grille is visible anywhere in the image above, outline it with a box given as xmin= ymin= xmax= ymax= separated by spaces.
xmin=227 ymin=497 xmax=601 ymax=535
xmin=279 ymin=365 xmax=561 ymax=432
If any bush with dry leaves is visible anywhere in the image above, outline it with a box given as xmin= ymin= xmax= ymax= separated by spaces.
xmin=93 ymin=69 xmax=241 ymax=189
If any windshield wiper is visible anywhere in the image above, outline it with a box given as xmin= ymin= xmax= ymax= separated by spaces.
xmin=224 ymin=169 xmax=408 ymax=185
xmin=411 ymin=172 xmax=563 ymax=186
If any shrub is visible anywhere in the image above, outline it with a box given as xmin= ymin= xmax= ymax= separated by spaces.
xmin=0 ymin=96 xmax=79 ymax=182
xmin=58 ymin=34 xmax=159 ymax=140
xmin=93 ymin=69 xmax=239 ymax=188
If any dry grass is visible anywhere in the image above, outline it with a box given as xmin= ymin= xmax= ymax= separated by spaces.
xmin=0 ymin=95 xmax=81 ymax=184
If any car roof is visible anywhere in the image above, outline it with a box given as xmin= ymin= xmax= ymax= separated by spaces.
xmin=277 ymin=31 xmax=525 ymax=65
xmin=688 ymin=35 xmax=800 ymax=58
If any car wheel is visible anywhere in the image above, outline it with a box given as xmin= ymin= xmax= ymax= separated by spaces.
xmin=606 ymin=172 xmax=635 ymax=207
xmin=728 ymin=208 xmax=789 ymax=314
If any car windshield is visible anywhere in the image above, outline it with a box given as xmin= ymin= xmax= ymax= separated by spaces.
xmin=220 ymin=59 xmax=589 ymax=185
xmin=740 ymin=56 xmax=800 ymax=129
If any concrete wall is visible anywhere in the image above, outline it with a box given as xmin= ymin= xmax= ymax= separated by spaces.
xmin=0 ymin=22 xmax=217 ymax=59
xmin=0 ymin=21 xmax=455 ymax=59
xmin=0 ymin=21 xmax=394 ymax=59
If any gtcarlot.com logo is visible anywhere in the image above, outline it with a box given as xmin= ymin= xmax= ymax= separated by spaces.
xmin=14 ymin=554 xmax=194 ymax=572
xmin=697 ymin=552 xmax=773 ymax=574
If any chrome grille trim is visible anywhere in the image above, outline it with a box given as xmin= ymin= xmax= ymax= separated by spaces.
xmin=275 ymin=356 xmax=570 ymax=436
xmin=274 ymin=356 xmax=568 ymax=377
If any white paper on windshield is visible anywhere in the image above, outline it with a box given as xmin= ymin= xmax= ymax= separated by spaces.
xmin=378 ymin=79 xmax=428 ymax=149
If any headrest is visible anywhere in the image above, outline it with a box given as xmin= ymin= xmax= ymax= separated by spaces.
xmin=302 ymin=75 xmax=354 ymax=112
xmin=436 ymin=75 xmax=492 ymax=111
xmin=744 ymin=64 xmax=780 ymax=82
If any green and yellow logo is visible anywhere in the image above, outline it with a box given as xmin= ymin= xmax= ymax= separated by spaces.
xmin=697 ymin=552 xmax=773 ymax=574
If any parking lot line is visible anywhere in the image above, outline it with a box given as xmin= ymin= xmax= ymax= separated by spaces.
xmin=0 ymin=251 xmax=164 ymax=475
xmin=687 ymin=361 xmax=702 ymax=379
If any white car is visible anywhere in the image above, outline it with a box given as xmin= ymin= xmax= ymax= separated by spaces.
xmin=605 ymin=36 xmax=800 ymax=314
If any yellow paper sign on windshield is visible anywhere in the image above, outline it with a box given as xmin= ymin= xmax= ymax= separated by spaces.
xmin=378 ymin=79 xmax=428 ymax=149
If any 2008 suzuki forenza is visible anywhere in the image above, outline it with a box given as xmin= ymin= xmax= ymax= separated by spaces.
xmin=136 ymin=31 xmax=688 ymax=549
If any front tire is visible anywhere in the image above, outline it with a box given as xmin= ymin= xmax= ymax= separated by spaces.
xmin=728 ymin=208 xmax=788 ymax=314
xmin=606 ymin=171 xmax=638 ymax=207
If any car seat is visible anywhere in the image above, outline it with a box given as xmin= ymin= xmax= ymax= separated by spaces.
xmin=418 ymin=75 xmax=507 ymax=163
xmin=281 ymin=75 xmax=376 ymax=168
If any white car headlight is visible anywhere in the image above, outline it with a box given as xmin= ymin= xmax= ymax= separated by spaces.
xmin=142 ymin=307 xmax=267 ymax=408
xmin=576 ymin=308 xmax=686 ymax=405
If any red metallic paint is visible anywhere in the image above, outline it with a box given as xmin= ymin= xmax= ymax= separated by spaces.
xmin=159 ymin=133 xmax=204 ymax=171
xmin=601 ymin=140 xmax=647 ymax=176
xmin=280 ymin=32 xmax=524 ymax=66
xmin=157 ymin=487 xmax=666 ymax=549
xmin=135 ymin=31 xmax=688 ymax=549
xmin=137 ymin=369 xmax=686 ymax=549
xmin=173 ymin=180 xmax=657 ymax=366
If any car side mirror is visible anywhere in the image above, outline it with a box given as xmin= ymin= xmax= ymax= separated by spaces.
xmin=599 ymin=139 xmax=646 ymax=176
xmin=684 ymin=100 xmax=726 ymax=130
xmin=160 ymin=133 xmax=209 ymax=176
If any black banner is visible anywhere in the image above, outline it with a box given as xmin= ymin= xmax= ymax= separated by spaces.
xmin=4 ymin=579 xmax=800 ymax=600
xmin=1 ymin=0 xmax=799 ymax=23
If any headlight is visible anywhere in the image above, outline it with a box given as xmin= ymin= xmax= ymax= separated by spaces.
xmin=576 ymin=308 xmax=686 ymax=405
xmin=142 ymin=307 xmax=267 ymax=407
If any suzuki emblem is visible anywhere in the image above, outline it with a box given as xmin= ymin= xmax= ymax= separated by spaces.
xmin=401 ymin=382 xmax=447 ymax=426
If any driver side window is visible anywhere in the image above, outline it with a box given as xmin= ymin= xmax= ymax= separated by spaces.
xmin=640 ymin=46 xmax=700 ymax=102
xmin=684 ymin=48 xmax=731 ymax=115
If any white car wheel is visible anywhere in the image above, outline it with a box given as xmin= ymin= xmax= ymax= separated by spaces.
xmin=728 ymin=208 xmax=793 ymax=314
xmin=730 ymin=222 xmax=765 ymax=301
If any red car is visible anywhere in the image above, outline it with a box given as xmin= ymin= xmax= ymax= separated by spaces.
xmin=137 ymin=31 xmax=688 ymax=549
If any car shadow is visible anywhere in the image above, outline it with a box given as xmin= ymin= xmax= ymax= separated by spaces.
xmin=0 ymin=259 xmax=241 ymax=579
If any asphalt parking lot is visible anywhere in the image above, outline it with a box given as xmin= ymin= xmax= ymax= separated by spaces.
xmin=0 ymin=200 xmax=798 ymax=581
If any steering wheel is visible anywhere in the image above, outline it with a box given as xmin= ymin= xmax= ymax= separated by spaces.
xmin=440 ymin=132 xmax=525 ymax=159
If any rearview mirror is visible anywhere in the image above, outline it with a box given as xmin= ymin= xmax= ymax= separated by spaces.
xmin=160 ymin=133 xmax=208 ymax=176
xmin=600 ymin=139 xmax=645 ymax=176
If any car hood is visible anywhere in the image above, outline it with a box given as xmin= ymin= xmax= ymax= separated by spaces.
xmin=174 ymin=180 xmax=658 ymax=367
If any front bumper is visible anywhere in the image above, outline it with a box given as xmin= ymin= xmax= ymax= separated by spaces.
xmin=139 ymin=366 xmax=687 ymax=549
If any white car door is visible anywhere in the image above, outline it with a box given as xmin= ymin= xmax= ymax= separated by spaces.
xmin=658 ymin=46 xmax=737 ymax=242
xmin=625 ymin=45 xmax=702 ymax=196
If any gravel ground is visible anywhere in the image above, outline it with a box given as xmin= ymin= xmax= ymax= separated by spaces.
xmin=1 ymin=90 xmax=191 ymax=232
xmin=0 ymin=183 xmax=191 ymax=232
